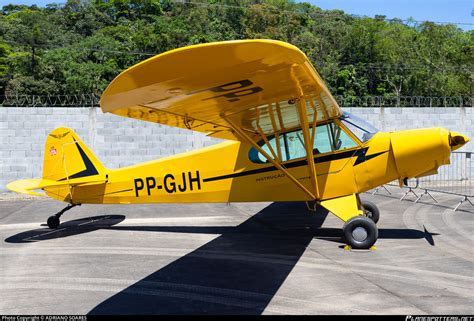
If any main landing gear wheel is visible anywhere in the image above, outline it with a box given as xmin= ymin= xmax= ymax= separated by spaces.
xmin=343 ymin=216 xmax=378 ymax=249
xmin=361 ymin=200 xmax=380 ymax=224
xmin=47 ymin=215 xmax=60 ymax=229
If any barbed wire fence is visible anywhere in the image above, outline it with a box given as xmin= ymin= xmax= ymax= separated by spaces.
xmin=0 ymin=94 xmax=101 ymax=107
xmin=0 ymin=94 xmax=471 ymax=108
xmin=334 ymin=95 xmax=473 ymax=108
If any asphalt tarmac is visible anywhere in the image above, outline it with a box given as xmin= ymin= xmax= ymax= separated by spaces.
xmin=0 ymin=188 xmax=473 ymax=315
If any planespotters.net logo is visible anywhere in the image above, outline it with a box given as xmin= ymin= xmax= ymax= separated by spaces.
xmin=406 ymin=317 xmax=474 ymax=321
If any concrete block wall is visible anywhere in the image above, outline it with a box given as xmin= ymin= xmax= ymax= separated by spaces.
xmin=0 ymin=107 xmax=473 ymax=191
xmin=0 ymin=107 xmax=221 ymax=191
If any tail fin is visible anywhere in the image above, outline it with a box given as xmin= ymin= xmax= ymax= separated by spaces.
xmin=43 ymin=127 xmax=106 ymax=181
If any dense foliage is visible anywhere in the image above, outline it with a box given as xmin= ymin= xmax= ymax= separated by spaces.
xmin=0 ymin=0 xmax=472 ymax=100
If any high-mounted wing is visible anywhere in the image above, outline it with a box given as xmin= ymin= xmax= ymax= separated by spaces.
xmin=100 ymin=39 xmax=342 ymax=141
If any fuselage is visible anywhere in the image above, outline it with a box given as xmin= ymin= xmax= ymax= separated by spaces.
xmin=54 ymin=113 xmax=464 ymax=205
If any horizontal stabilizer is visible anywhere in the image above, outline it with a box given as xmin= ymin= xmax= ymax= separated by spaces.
xmin=6 ymin=177 xmax=106 ymax=197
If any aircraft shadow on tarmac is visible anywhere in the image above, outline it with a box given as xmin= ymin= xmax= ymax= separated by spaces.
xmin=4 ymin=202 xmax=438 ymax=314
xmin=86 ymin=202 xmax=435 ymax=315
xmin=4 ymin=215 xmax=126 ymax=243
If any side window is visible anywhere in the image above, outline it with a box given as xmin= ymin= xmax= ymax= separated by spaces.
xmin=248 ymin=122 xmax=358 ymax=164
xmin=285 ymin=131 xmax=306 ymax=160
xmin=330 ymin=122 xmax=358 ymax=150
xmin=249 ymin=134 xmax=287 ymax=163
xmin=312 ymin=124 xmax=333 ymax=154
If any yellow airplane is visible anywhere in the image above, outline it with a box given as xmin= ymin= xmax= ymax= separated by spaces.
xmin=7 ymin=40 xmax=469 ymax=249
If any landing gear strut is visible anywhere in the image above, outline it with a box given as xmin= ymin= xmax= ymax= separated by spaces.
xmin=47 ymin=203 xmax=79 ymax=229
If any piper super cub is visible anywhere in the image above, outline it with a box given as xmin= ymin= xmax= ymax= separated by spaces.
xmin=7 ymin=40 xmax=469 ymax=249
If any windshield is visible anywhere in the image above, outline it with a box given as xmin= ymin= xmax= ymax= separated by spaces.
xmin=340 ymin=112 xmax=379 ymax=142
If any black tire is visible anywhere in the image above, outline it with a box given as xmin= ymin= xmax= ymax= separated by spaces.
xmin=47 ymin=216 xmax=60 ymax=229
xmin=343 ymin=216 xmax=378 ymax=249
xmin=362 ymin=200 xmax=380 ymax=224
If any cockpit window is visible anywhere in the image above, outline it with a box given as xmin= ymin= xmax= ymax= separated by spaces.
xmin=340 ymin=112 xmax=378 ymax=142
xmin=249 ymin=121 xmax=358 ymax=164
xmin=330 ymin=121 xmax=359 ymax=150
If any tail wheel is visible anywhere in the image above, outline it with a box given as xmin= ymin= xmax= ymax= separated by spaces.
xmin=45 ymin=204 xmax=77 ymax=229
xmin=343 ymin=216 xmax=378 ymax=249
xmin=361 ymin=200 xmax=380 ymax=224
xmin=47 ymin=216 xmax=60 ymax=229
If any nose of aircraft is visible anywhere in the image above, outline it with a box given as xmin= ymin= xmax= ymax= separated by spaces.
xmin=390 ymin=128 xmax=470 ymax=180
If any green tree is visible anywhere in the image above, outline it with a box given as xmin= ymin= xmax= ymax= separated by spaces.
xmin=0 ymin=41 xmax=11 ymax=95
xmin=0 ymin=0 xmax=471 ymax=99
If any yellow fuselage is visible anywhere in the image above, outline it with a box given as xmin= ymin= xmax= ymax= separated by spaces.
xmin=49 ymin=125 xmax=458 ymax=206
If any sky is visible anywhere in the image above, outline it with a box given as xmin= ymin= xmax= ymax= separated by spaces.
xmin=0 ymin=0 xmax=472 ymax=30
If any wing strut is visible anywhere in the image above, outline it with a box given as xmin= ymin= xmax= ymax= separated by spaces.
xmin=221 ymin=115 xmax=317 ymax=200
xmin=296 ymin=98 xmax=320 ymax=199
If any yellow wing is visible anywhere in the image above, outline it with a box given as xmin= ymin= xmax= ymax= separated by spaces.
xmin=100 ymin=39 xmax=342 ymax=141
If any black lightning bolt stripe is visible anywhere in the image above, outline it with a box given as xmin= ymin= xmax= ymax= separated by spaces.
xmin=355 ymin=150 xmax=388 ymax=165
xmin=203 ymin=148 xmax=388 ymax=183
xmin=58 ymin=138 xmax=99 ymax=181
